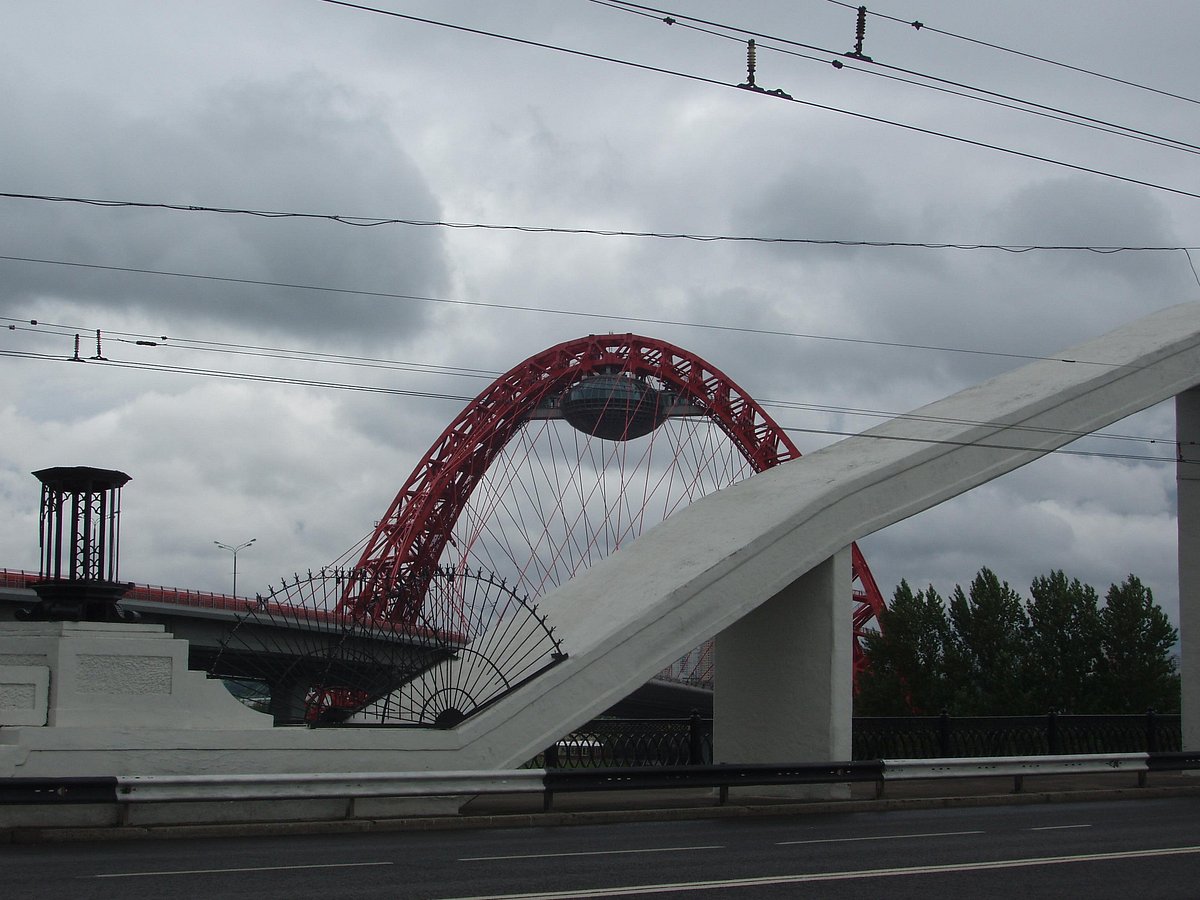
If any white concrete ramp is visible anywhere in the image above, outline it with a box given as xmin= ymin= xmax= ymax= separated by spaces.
xmin=4 ymin=302 xmax=1200 ymax=777
xmin=457 ymin=302 xmax=1200 ymax=769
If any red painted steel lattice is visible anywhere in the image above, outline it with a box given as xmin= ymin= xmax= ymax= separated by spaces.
xmin=338 ymin=334 xmax=886 ymax=676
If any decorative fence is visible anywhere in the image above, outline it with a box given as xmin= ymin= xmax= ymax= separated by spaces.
xmin=853 ymin=711 xmax=1181 ymax=759
xmin=534 ymin=712 xmax=1182 ymax=768
xmin=535 ymin=715 xmax=712 ymax=768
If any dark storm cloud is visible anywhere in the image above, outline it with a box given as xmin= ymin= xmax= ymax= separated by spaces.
xmin=1 ymin=71 xmax=447 ymax=344
xmin=3 ymin=0 xmax=1197 ymax=617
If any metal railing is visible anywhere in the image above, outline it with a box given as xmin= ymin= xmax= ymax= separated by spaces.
xmin=1 ymin=568 xmax=243 ymax=611
xmin=531 ymin=712 xmax=1181 ymax=770
xmin=535 ymin=715 xmax=712 ymax=768
xmin=853 ymin=711 xmax=1181 ymax=759
xmin=4 ymin=751 xmax=1199 ymax=814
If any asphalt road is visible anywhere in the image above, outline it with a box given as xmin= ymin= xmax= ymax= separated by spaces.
xmin=4 ymin=797 xmax=1200 ymax=899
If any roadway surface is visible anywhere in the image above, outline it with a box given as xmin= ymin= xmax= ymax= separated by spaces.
xmin=4 ymin=797 xmax=1199 ymax=899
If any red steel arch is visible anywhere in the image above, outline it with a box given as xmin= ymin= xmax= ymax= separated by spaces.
xmin=338 ymin=333 xmax=886 ymax=673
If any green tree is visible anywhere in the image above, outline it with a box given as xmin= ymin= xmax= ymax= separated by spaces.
xmin=1095 ymin=575 xmax=1180 ymax=713
xmin=946 ymin=568 xmax=1033 ymax=714
xmin=856 ymin=580 xmax=954 ymax=715
xmin=1025 ymin=571 xmax=1102 ymax=712
xmin=858 ymin=568 xmax=1181 ymax=717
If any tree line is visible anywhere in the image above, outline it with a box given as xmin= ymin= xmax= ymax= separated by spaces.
xmin=856 ymin=569 xmax=1179 ymax=716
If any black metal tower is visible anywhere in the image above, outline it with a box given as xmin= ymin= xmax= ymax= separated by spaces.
xmin=18 ymin=466 xmax=136 ymax=622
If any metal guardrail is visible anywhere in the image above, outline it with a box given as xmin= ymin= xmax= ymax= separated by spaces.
xmin=116 ymin=769 xmax=546 ymax=803
xmin=0 ymin=568 xmax=430 ymax=636
xmin=543 ymin=761 xmax=883 ymax=809
xmin=4 ymin=752 xmax=1199 ymax=813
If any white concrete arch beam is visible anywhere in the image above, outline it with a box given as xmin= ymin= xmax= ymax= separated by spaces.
xmin=457 ymin=303 xmax=1200 ymax=769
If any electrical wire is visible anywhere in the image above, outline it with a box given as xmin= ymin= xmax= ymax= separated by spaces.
xmin=2 ymin=316 xmax=1181 ymax=451
xmin=0 ymin=347 xmax=475 ymax=402
xmin=0 ymin=346 xmax=1181 ymax=466
xmin=592 ymin=0 xmax=1200 ymax=157
xmin=1 ymin=196 xmax=1196 ymax=252
xmin=2 ymin=318 xmax=497 ymax=383
xmin=0 ymin=253 xmax=1152 ymax=368
xmin=823 ymin=0 xmax=1200 ymax=107
xmin=315 ymin=0 xmax=1200 ymax=203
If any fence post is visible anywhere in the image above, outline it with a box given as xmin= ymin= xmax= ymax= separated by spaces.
xmin=544 ymin=742 xmax=560 ymax=770
xmin=688 ymin=710 xmax=705 ymax=765
xmin=938 ymin=709 xmax=952 ymax=758
xmin=1146 ymin=708 xmax=1158 ymax=754
xmin=1047 ymin=710 xmax=1060 ymax=755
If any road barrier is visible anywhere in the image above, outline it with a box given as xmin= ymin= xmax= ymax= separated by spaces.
xmin=4 ymin=751 xmax=1200 ymax=814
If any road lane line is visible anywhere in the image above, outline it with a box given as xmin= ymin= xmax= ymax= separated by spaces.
xmin=436 ymin=845 xmax=1200 ymax=899
xmin=89 ymin=861 xmax=393 ymax=879
xmin=1029 ymin=824 xmax=1093 ymax=831
xmin=777 ymin=829 xmax=984 ymax=845
xmin=461 ymin=845 xmax=723 ymax=862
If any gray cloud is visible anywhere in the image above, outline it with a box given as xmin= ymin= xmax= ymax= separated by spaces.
xmin=2 ymin=0 xmax=1196 ymax=627
xmin=2 ymin=70 xmax=447 ymax=344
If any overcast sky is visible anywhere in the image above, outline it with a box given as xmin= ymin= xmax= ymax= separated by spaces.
xmin=3 ymin=0 xmax=1198 ymax=629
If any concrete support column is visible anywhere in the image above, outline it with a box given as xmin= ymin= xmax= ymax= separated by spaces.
xmin=713 ymin=548 xmax=852 ymax=769
xmin=1178 ymin=391 xmax=1200 ymax=751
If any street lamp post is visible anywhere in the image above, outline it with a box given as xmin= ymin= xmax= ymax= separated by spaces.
xmin=213 ymin=538 xmax=256 ymax=598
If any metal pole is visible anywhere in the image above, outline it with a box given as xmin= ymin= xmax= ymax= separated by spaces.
xmin=214 ymin=538 xmax=256 ymax=598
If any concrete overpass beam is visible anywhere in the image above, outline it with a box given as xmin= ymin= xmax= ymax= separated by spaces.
xmin=712 ymin=548 xmax=852 ymax=767
xmin=1178 ymin=390 xmax=1200 ymax=750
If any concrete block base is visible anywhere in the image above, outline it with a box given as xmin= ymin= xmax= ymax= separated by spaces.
xmin=0 ymin=622 xmax=272 ymax=730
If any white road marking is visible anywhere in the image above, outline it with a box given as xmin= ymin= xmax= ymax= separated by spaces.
xmin=89 ymin=861 xmax=393 ymax=879
xmin=461 ymin=845 xmax=724 ymax=862
xmin=1029 ymin=824 xmax=1093 ymax=831
xmin=437 ymin=845 xmax=1200 ymax=899
xmin=777 ymin=829 xmax=984 ymax=845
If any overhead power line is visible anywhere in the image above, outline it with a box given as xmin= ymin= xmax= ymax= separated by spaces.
xmin=1 ymin=194 xmax=1196 ymax=253
xmin=823 ymin=0 xmax=1200 ymax=107
xmin=4 ymin=313 xmax=1168 ymax=445
xmin=2 ymin=309 xmax=1182 ymax=450
xmin=0 ymin=253 xmax=1154 ymax=368
xmin=316 ymin=0 xmax=1200 ymax=204
xmin=593 ymin=0 xmax=1200 ymax=157
xmin=0 ymin=346 xmax=1180 ymax=467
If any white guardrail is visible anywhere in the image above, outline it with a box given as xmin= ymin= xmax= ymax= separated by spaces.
xmin=3 ymin=751 xmax=1197 ymax=808
xmin=117 ymin=769 xmax=546 ymax=803
xmin=883 ymin=753 xmax=1147 ymax=780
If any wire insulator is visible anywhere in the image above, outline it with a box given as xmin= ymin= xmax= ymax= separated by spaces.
xmin=746 ymin=39 xmax=757 ymax=86
xmin=847 ymin=5 xmax=873 ymax=61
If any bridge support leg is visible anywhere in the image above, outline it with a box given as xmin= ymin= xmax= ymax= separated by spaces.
xmin=1178 ymin=390 xmax=1200 ymax=751
xmin=268 ymin=677 xmax=312 ymax=725
xmin=713 ymin=548 xmax=851 ymax=796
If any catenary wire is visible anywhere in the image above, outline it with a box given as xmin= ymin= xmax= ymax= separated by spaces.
xmin=823 ymin=0 xmax=1200 ymax=107
xmin=0 ymin=253 xmax=1155 ymax=368
xmin=592 ymin=0 xmax=1200 ymax=156
xmin=0 ymin=347 xmax=1182 ymax=466
xmin=2 ymin=318 xmax=1180 ymax=450
xmin=2 ymin=197 xmax=1197 ymax=252
xmin=315 ymin=0 xmax=1200 ymax=203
